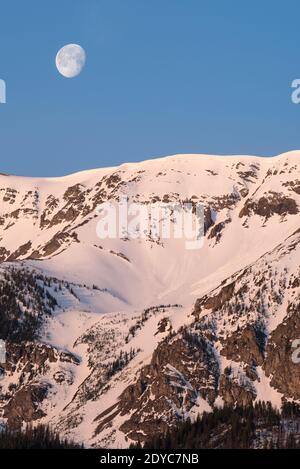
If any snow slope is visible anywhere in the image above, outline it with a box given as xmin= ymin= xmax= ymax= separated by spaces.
xmin=0 ymin=151 xmax=300 ymax=446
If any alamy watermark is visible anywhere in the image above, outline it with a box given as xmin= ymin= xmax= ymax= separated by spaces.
xmin=95 ymin=197 xmax=205 ymax=250
xmin=0 ymin=339 xmax=6 ymax=364
xmin=291 ymin=339 xmax=300 ymax=363
xmin=0 ymin=79 xmax=6 ymax=104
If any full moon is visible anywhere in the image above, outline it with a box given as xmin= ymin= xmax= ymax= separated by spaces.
xmin=55 ymin=44 xmax=86 ymax=78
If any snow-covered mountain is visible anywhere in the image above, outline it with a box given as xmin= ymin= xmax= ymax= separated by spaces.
xmin=1 ymin=151 xmax=300 ymax=447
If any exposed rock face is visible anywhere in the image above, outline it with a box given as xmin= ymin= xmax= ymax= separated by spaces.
xmin=30 ymin=232 xmax=79 ymax=259
xmin=239 ymin=192 xmax=299 ymax=219
xmin=3 ymin=383 xmax=49 ymax=429
xmin=0 ymin=340 xmax=79 ymax=429
xmin=194 ymin=281 xmax=236 ymax=314
xmin=219 ymin=373 xmax=256 ymax=406
xmin=208 ymin=218 xmax=231 ymax=243
xmin=283 ymin=180 xmax=300 ymax=195
xmin=204 ymin=207 xmax=214 ymax=233
xmin=263 ymin=307 xmax=300 ymax=399
xmin=3 ymin=341 xmax=79 ymax=374
xmin=221 ymin=325 xmax=265 ymax=367
xmin=94 ymin=329 xmax=219 ymax=443
xmin=7 ymin=241 xmax=32 ymax=261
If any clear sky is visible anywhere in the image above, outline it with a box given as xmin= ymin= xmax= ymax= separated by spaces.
xmin=1 ymin=0 xmax=300 ymax=176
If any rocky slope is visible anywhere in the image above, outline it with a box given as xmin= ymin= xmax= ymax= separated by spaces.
xmin=1 ymin=151 xmax=300 ymax=447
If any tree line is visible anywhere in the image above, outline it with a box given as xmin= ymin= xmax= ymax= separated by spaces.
xmin=130 ymin=401 xmax=300 ymax=449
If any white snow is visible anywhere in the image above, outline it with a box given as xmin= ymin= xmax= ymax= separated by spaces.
xmin=1 ymin=150 xmax=300 ymax=446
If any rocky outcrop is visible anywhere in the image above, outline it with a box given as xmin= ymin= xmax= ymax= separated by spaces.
xmin=208 ymin=219 xmax=231 ymax=243
xmin=3 ymin=383 xmax=49 ymax=429
xmin=263 ymin=306 xmax=300 ymax=399
xmin=221 ymin=325 xmax=265 ymax=367
xmin=7 ymin=241 xmax=32 ymax=261
xmin=3 ymin=341 xmax=79 ymax=374
xmin=0 ymin=340 xmax=79 ymax=429
xmin=219 ymin=373 xmax=256 ymax=406
xmin=30 ymin=232 xmax=79 ymax=259
xmin=239 ymin=192 xmax=298 ymax=219
xmin=95 ymin=329 xmax=219 ymax=442
xmin=194 ymin=281 xmax=236 ymax=315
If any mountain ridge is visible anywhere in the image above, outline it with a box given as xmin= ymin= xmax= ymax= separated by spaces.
xmin=2 ymin=149 xmax=300 ymax=181
xmin=0 ymin=151 xmax=300 ymax=447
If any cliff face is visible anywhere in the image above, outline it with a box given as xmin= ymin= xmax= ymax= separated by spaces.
xmin=1 ymin=152 xmax=300 ymax=447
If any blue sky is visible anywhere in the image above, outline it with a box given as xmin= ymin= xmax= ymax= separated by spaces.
xmin=1 ymin=0 xmax=300 ymax=176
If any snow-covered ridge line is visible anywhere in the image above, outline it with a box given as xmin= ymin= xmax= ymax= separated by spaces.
xmin=2 ymin=149 xmax=300 ymax=182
